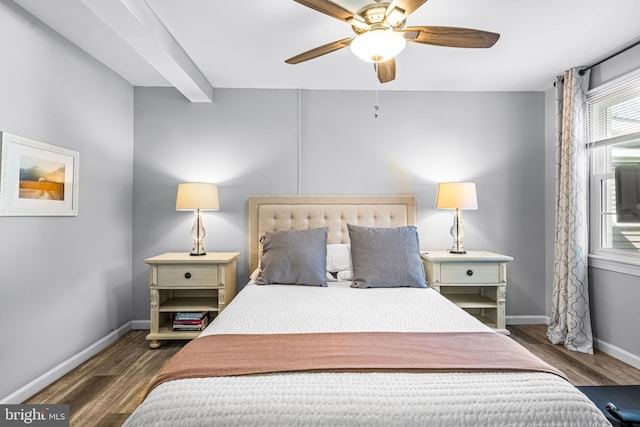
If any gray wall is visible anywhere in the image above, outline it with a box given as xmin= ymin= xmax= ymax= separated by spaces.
xmin=590 ymin=268 xmax=640 ymax=357
xmin=0 ymin=2 xmax=134 ymax=400
xmin=589 ymin=43 xmax=640 ymax=89
xmin=544 ymin=87 xmax=556 ymax=317
xmin=132 ymin=87 xmax=546 ymax=322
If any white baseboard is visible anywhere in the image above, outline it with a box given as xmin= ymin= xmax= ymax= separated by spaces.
xmin=132 ymin=320 xmax=150 ymax=330
xmin=595 ymin=337 xmax=640 ymax=370
xmin=506 ymin=315 xmax=549 ymax=325
xmin=0 ymin=322 xmax=132 ymax=404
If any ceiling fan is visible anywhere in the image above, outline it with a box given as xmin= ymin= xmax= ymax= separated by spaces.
xmin=285 ymin=0 xmax=500 ymax=84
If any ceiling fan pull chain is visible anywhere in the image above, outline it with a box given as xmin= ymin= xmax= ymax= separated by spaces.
xmin=374 ymin=63 xmax=380 ymax=119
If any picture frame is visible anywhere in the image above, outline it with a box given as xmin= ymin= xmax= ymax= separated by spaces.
xmin=0 ymin=132 xmax=79 ymax=216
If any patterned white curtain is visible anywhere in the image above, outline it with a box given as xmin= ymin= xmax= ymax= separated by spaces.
xmin=547 ymin=67 xmax=594 ymax=354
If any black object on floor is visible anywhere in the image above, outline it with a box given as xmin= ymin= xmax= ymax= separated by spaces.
xmin=578 ymin=385 xmax=640 ymax=426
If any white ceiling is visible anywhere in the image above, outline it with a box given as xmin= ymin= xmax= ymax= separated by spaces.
xmin=12 ymin=0 xmax=640 ymax=102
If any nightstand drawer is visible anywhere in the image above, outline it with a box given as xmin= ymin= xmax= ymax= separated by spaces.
xmin=440 ymin=262 xmax=499 ymax=283
xmin=157 ymin=264 xmax=219 ymax=287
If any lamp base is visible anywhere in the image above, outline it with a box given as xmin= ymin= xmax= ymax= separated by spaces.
xmin=449 ymin=209 xmax=467 ymax=255
xmin=189 ymin=210 xmax=207 ymax=256
xmin=190 ymin=237 xmax=206 ymax=256
xmin=448 ymin=249 xmax=467 ymax=255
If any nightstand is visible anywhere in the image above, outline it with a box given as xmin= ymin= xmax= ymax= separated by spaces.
xmin=421 ymin=251 xmax=513 ymax=334
xmin=144 ymin=252 xmax=240 ymax=348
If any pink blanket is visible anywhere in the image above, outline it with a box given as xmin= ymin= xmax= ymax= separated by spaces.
xmin=147 ymin=331 xmax=567 ymax=395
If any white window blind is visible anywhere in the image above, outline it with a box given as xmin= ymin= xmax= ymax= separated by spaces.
xmin=587 ymin=69 xmax=640 ymax=147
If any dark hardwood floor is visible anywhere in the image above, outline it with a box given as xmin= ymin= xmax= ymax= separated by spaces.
xmin=24 ymin=331 xmax=185 ymax=427
xmin=23 ymin=325 xmax=640 ymax=426
xmin=508 ymin=324 xmax=640 ymax=386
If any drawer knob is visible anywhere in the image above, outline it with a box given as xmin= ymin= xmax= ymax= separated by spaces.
xmin=184 ymin=272 xmax=192 ymax=279
xmin=466 ymin=269 xmax=474 ymax=276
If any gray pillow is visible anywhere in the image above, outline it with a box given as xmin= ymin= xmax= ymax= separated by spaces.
xmin=256 ymin=227 xmax=328 ymax=286
xmin=347 ymin=224 xmax=426 ymax=288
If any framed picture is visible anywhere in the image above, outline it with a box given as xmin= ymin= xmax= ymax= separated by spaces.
xmin=0 ymin=132 xmax=79 ymax=216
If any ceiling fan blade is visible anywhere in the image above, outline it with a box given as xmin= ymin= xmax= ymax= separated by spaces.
xmin=285 ymin=38 xmax=353 ymax=64
xmin=377 ymin=59 xmax=396 ymax=83
xmin=293 ymin=0 xmax=354 ymax=22
xmin=387 ymin=0 xmax=428 ymax=17
xmin=405 ymin=26 xmax=500 ymax=48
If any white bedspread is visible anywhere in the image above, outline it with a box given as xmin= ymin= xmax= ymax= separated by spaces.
xmin=203 ymin=281 xmax=490 ymax=335
xmin=124 ymin=283 xmax=610 ymax=427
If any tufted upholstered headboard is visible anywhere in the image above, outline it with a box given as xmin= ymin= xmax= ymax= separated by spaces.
xmin=248 ymin=195 xmax=416 ymax=274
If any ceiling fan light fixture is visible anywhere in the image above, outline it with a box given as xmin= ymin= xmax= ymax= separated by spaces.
xmin=350 ymin=29 xmax=406 ymax=63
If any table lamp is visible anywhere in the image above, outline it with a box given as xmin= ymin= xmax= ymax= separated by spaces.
xmin=436 ymin=182 xmax=478 ymax=254
xmin=176 ymin=182 xmax=219 ymax=256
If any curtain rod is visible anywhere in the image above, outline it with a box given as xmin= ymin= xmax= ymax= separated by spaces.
xmin=578 ymin=39 xmax=640 ymax=76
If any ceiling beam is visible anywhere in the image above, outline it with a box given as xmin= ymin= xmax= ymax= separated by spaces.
xmin=81 ymin=0 xmax=213 ymax=102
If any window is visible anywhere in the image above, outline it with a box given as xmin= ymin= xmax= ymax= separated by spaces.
xmin=588 ymin=69 xmax=640 ymax=269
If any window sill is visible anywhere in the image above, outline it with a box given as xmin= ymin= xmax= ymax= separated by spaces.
xmin=589 ymin=253 xmax=640 ymax=276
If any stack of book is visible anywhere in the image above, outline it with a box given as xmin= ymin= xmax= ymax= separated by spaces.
xmin=172 ymin=311 xmax=209 ymax=331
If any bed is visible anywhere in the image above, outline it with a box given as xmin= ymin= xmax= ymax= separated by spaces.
xmin=124 ymin=195 xmax=610 ymax=427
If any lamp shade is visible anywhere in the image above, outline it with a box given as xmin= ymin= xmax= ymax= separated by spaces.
xmin=176 ymin=182 xmax=220 ymax=211
xmin=436 ymin=182 xmax=478 ymax=210
xmin=350 ymin=28 xmax=406 ymax=63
